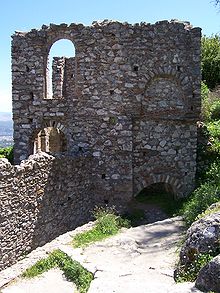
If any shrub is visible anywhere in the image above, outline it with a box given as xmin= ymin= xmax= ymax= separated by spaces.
xmin=201 ymin=81 xmax=211 ymax=121
xmin=182 ymin=182 xmax=220 ymax=226
xmin=206 ymin=121 xmax=220 ymax=154
xmin=72 ymin=206 xmax=130 ymax=247
xmin=205 ymin=160 xmax=220 ymax=183
xmin=201 ymin=35 xmax=220 ymax=90
xmin=210 ymin=100 xmax=220 ymax=120
xmin=0 ymin=146 xmax=13 ymax=164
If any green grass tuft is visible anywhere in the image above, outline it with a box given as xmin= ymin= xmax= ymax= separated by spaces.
xmin=72 ymin=206 xmax=130 ymax=248
xmin=22 ymin=249 xmax=93 ymax=293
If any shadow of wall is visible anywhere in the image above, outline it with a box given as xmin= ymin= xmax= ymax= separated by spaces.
xmin=0 ymin=153 xmax=96 ymax=271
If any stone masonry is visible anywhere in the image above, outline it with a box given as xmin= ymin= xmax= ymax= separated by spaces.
xmin=0 ymin=153 xmax=96 ymax=270
xmin=0 ymin=19 xmax=201 ymax=270
xmin=12 ymin=19 xmax=201 ymax=198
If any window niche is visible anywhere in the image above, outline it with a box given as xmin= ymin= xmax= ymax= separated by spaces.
xmin=33 ymin=127 xmax=67 ymax=154
xmin=46 ymin=39 xmax=76 ymax=99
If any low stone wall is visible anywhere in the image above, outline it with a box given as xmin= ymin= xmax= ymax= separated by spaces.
xmin=0 ymin=152 xmax=96 ymax=271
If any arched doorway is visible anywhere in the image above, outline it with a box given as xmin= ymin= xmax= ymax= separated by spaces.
xmin=46 ymin=39 xmax=76 ymax=99
xmin=125 ymin=182 xmax=181 ymax=226
xmin=33 ymin=127 xmax=67 ymax=154
xmin=138 ymin=182 xmax=175 ymax=199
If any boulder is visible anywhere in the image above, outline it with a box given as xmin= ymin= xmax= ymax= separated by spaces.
xmin=179 ymin=211 xmax=220 ymax=266
xmin=195 ymin=255 xmax=220 ymax=292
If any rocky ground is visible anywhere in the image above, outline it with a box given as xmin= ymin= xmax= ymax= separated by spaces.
xmin=0 ymin=215 xmax=203 ymax=293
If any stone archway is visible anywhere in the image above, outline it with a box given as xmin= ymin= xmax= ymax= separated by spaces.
xmin=33 ymin=126 xmax=67 ymax=154
xmin=31 ymin=121 xmax=68 ymax=155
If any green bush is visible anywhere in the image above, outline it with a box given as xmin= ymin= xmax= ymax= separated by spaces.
xmin=206 ymin=121 xmax=220 ymax=154
xmin=0 ymin=146 xmax=13 ymax=164
xmin=182 ymin=182 xmax=220 ymax=225
xmin=205 ymin=160 xmax=220 ymax=183
xmin=22 ymin=249 xmax=93 ymax=293
xmin=201 ymin=81 xmax=211 ymax=121
xmin=202 ymin=35 xmax=220 ymax=89
xmin=210 ymin=100 xmax=220 ymax=120
xmin=72 ymin=206 xmax=130 ymax=247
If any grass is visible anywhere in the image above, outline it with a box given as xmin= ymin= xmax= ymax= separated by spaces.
xmin=72 ymin=206 xmax=130 ymax=248
xmin=22 ymin=249 xmax=93 ymax=293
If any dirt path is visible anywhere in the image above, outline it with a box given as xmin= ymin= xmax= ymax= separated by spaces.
xmin=0 ymin=217 xmax=202 ymax=293
xmin=63 ymin=217 xmax=188 ymax=293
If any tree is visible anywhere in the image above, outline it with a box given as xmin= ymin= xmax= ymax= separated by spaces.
xmin=201 ymin=35 xmax=220 ymax=89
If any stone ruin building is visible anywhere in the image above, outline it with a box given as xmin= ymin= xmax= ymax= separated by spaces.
xmin=0 ymin=20 xmax=201 ymax=270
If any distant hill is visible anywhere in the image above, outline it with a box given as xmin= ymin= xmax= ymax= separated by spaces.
xmin=0 ymin=112 xmax=13 ymax=147
xmin=0 ymin=112 xmax=12 ymax=121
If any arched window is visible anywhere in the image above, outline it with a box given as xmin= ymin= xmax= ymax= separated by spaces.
xmin=46 ymin=39 xmax=75 ymax=99
xmin=33 ymin=127 xmax=67 ymax=153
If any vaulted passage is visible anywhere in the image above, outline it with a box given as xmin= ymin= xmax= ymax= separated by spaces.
xmin=124 ymin=182 xmax=177 ymax=227
xmin=33 ymin=127 xmax=67 ymax=154
xmin=140 ymin=182 xmax=175 ymax=198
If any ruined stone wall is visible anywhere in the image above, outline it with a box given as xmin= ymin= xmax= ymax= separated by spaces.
xmin=2 ymin=19 xmax=202 ymax=271
xmin=52 ymin=57 xmax=66 ymax=99
xmin=0 ymin=153 xmax=96 ymax=270
xmin=12 ymin=20 xmax=201 ymax=200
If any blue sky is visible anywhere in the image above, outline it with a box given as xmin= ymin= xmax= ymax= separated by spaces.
xmin=1 ymin=0 xmax=220 ymax=112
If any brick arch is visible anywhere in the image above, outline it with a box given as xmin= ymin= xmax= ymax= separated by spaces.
xmin=142 ymin=71 xmax=191 ymax=114
xmin=40 ymin=120 xmax=68 ymax=135
xmin=144 ymin=66 xmax=192 ymax=90
xmin=135 ymin=174 xmax=182 ymax=198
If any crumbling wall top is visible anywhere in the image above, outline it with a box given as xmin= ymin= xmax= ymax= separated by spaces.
xmin=12 ymin=19 xmax=201 ymax=38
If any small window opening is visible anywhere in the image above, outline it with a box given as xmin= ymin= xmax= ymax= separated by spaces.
xmin=177 ymin=65 xmax=181 ymax=72
xmin=190 ymin=106 xmax=194 ymax=111
xmin=104 ymin=199 xmax=109 ymax=204
xmin=109 ymin=89 xmax=114 ymax=95
xmin=102 ymin=174 xmax=106 ymax=179
xmin=133 ymin=65 xmax=139 ymax=72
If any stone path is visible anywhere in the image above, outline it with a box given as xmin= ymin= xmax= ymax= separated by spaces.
xmin=0 ymin=217 xmax=202 ymax=293
xmin=0 ymin=268 xmax=76 ymax=293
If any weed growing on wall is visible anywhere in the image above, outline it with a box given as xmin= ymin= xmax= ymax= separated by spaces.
xmin=22 ymin=249 xmax=93 ymax=293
